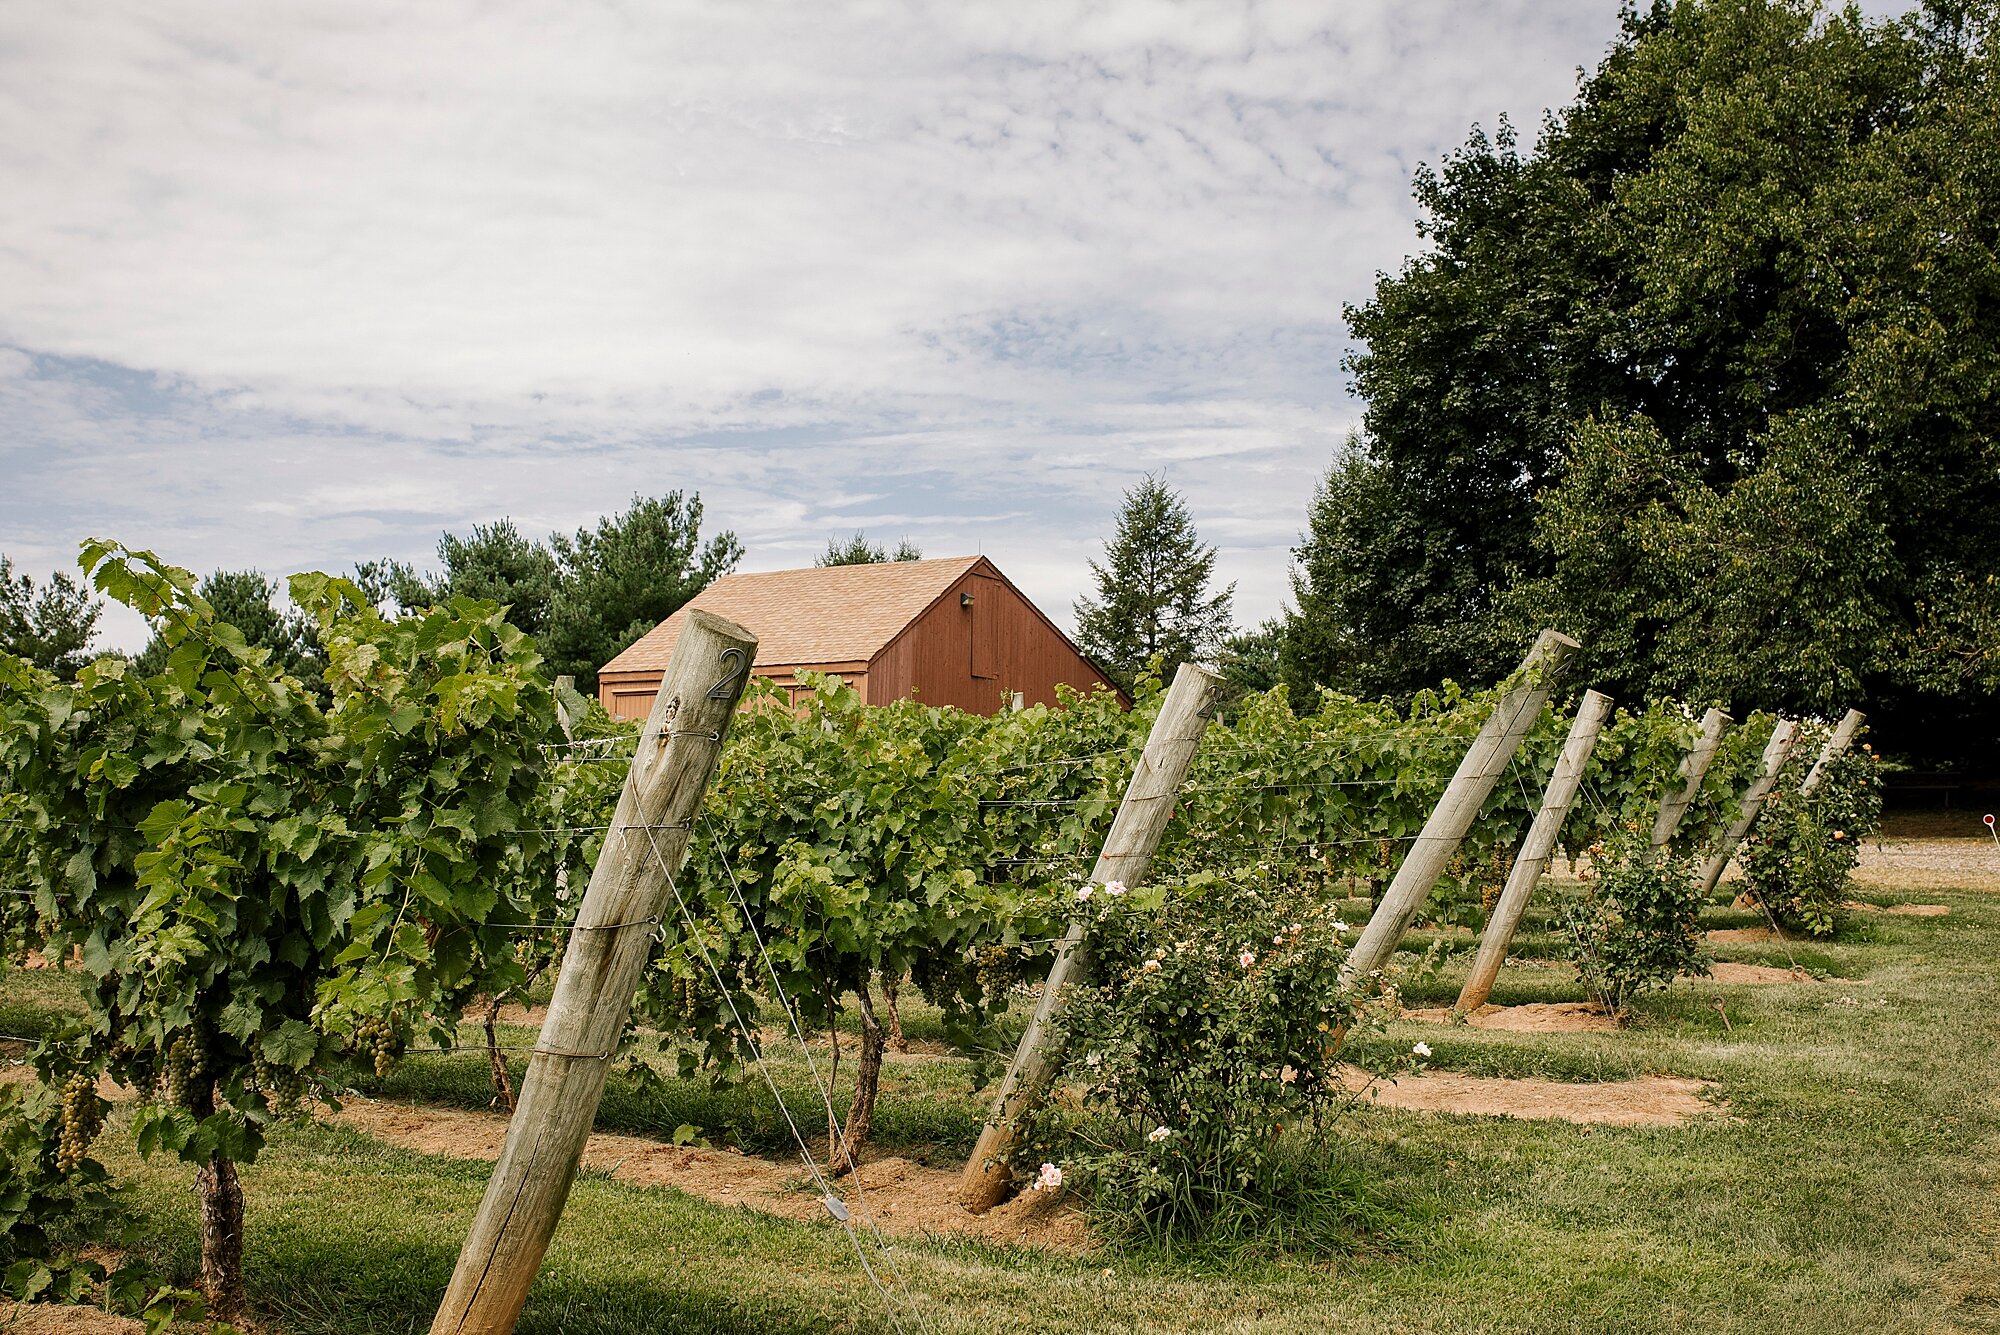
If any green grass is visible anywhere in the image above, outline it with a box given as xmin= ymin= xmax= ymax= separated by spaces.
xmin=11 ymin=877 xmax=2000 ymax=1334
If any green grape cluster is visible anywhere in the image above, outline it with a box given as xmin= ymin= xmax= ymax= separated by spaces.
xmin=163 ymin=1029 xmax=207 ymax=1106
xmin=250 ymin=1053 xmax=305 ymax=1117
xmin=56 ymin=1071 xmax=102 ymax=1173
xmin=971 ymin=943 xmax=1032 ymax=996
xmin=355 ymin=1015 xmax=399 ymax=1078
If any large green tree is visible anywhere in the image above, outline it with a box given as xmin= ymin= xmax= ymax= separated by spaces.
xmin=1301 ymin=0 xmax=2000 ymax=758
xmin=544 ymin=492 xmax=743 ymax=690
xmin=366 ymin=497 xmax=740 ymax=693
xmin=1074 ymin=475 xmax=1234 ymax=690
xmin=365 ymin=520 xmax=559 ymax=640
xmin=0 ymin=556 xmax=101 ymax=677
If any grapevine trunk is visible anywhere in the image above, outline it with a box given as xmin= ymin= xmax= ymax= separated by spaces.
xmin=485 ymin=996 xmax=517 ymax=1112
xmin=837 ymin=985 xmax=886 ymax=1174
xmin=881 ymin=973 xmax=908 ymax=1055
xmin=192 ymin=1085 xmax=246 ymax=1319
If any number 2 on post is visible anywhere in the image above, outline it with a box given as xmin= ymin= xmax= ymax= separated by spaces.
xmin=707 ymin=647 xmax=749 ymax=700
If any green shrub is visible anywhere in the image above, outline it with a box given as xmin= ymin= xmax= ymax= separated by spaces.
xmin=1560 ymin=829 xmax=1706 ymax=1015
xmin=1030 ymin=869 xmax=1378 ymax=1237
xmin=1742 ymin=739 xmax=1882 ymax=937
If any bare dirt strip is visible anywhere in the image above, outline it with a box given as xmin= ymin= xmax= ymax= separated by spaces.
xmin=1340 ymin=1068 xmax=1715 ymax=1127
xmin=331 ymin=1097 xmax=1090 ymax=1251
xmin=0 ymin=1302 xmax=143 ymax=1334
xmin=1402 ymin=1001 xmax=1619 ymax=1033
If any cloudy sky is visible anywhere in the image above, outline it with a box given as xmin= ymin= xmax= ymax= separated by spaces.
xmin=0 ymin=1 xmax=1903 ymax=654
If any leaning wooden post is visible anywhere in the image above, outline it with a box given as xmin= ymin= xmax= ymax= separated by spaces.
xmin=1340 ymin=630 xmax=1581 ymax=987
xmin=1696 ymin=718 xmax=1800 ymax=900
xmin=1652 ymin=707 xmax=1730 ymax=848
xmin=1799 ymin=708 xmax=1865 ymax=797
xmin=1455 ymin=688 xmax=1612 ymax=1013
xmin=431 ymin=611 xmax=757 ymax=1335
xmin=959 ymin=661 xmax=1221 ymax=1215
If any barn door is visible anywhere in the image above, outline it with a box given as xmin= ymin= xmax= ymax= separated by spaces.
xmin=969 ymin=575 xmax=999 ymax=679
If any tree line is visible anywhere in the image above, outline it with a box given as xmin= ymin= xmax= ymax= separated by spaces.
xmin=1096 ymin=0 xmax=2000 ymax=765
xmin=6 ymin=1 xmax=1993 ymax=760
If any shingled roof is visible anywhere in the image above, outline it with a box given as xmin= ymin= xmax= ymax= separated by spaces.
xmin=600 ymin=555 xmax=988 ymax=674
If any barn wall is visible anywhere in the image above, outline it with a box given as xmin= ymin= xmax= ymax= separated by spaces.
xmin=868 ymin=564 xmax=1115 ymax=712
xmin=598 ymin=662 xmax=869 ymax=719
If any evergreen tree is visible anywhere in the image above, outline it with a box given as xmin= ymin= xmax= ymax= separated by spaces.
xmin=133 ymin=570 xmax=319 ymax=681
xmin=0 ymin=555 xmax=100 ymax=677
xmin=817 ymin=533 xmax=923 ymax=566
xmin=1073 ymin=475 xmax=1234 ymax=690
xmin=369 ymin=520 xmax=559 ymax=637
xmin=544 ymin=492 xmax=743 ymax=691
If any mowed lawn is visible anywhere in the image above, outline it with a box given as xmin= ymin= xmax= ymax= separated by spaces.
xmin=6 ymin=867 xmax=1999 ymax=1334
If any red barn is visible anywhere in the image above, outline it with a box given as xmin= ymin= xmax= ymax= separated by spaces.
xmin=596 ymin=555 xmax=1120 ymax=720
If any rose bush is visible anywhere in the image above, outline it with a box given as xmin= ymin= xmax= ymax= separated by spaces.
xmin=1741 ymin=733 xmax=1882 ymax=937
xmin=1026 ymin=867 xmax=1386 ymax=1235
xmin=1560 ymin=826 xmax=1706 ymax=1015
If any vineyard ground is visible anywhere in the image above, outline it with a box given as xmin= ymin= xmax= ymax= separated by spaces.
xmin=2 ymin=838 xmax=1997 ymax=1334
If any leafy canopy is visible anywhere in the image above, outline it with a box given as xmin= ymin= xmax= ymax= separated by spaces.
xmin=1301 ymin=0 xmax=2000 ymax=759
xmin=0 ymin=540 xmax=559 ymax=1304
xmin=133 ymin=569 xmax=320 ymax=683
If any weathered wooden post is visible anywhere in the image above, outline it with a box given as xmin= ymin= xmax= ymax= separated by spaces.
xmin=1696 ymin=718 xmax=1800 ymax=900
xmin=431 ymin=610 xmax=757 ymax=1335
xmin=959 ymin=662 xmax=1221 ymax=1215
xmin=1455 ymin=688 xmax=1612 ymax=1013
xmin=1799 ymin=709 xmax=1865 ymax=797
xmin=1652 ymin=707 xmax=1730 ymax=848
xmin=1340 ymin=630 xmax=1581 ymax=987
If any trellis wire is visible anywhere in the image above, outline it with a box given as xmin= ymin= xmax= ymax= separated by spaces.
xmin=694 ymin=813 xmax=939 ymax=1335
xmin=636 ymin=822 xmax=924 ymax=1335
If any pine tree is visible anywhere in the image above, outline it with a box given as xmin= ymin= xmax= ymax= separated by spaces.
xmin=1073 ymin=475 xmax=1234 ymax=690
xmin=0 ymin=555 xmax=102 ymax=678
xmin=817 ymin=533 xmax=922 ymax=566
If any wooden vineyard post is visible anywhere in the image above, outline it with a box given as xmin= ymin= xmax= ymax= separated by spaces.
xmin=958 ymin=662 xmax=1222 ymax=1215
xmin=1340 ymin=630 xmax=1582 ymax=987
xmin=1455 ymin=688 xmax=1612 ymax=1013
xmin=430 ymin=610 xmax=758 ymax=1335
xmin=1652 ymin=707 xmax=1730 ymax=848
xmin=1696 ymin=718 xmax=1800 ymax=900
xmin=1799 ymin=709 xmax=1865 ymax=797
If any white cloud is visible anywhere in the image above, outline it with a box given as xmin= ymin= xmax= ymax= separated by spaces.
xmin=10 ymin=1 xmax=1890 ymax=655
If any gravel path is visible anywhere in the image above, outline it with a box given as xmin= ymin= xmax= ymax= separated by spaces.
xmin=1853 ymin=836 xmax=2000 ymax=893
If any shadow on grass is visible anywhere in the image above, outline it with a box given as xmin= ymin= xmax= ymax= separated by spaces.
xmin=353 ymin=1045 xmax=986 ymax=1159
xmin=267 ymin=1262 xmax=839 ymax=1335
xmin=121 ymin=1123 xmax=860 ymax=1335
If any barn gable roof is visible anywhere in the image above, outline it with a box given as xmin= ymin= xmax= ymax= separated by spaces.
xmin=600 ymin=555 xmax=989 ymax=674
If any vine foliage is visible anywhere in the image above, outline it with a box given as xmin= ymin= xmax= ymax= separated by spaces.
xmin=0 ymin=542 xmax=556 ymax=1314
